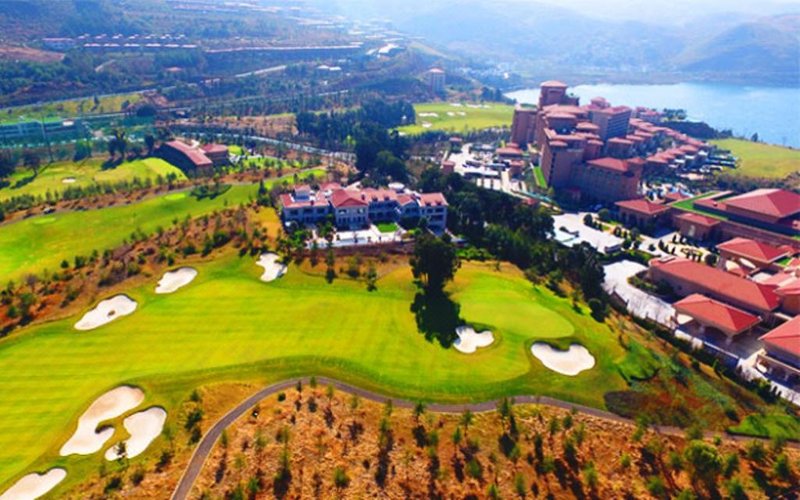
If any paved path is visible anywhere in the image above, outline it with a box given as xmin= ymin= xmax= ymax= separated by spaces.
xmin=603 ymin=260 xmax=675 ymax=326
xmin=171 ymin=376 xmax=797 ymax=500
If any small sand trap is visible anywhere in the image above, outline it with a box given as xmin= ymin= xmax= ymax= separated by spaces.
xmin=155 ymin=267 xmax=198 ymax=294
xmin=257 ymin=253 xmax=287 ymax=282
xmin=74 ymin=295 xmax=137 ymax=331
xmin=0 ymin=468 xmax=66 ymax=500
xmin=60 ymin=386 xmax=145 ymax=456
xmin=530 ymin=343 xmax=596 ymax=376
xmin=454 ymin=326 xmax=494 ymax=354
xmin=105 ymin=407 xmax=167 ymax=461
xmin=62 ymin=177 xmax=77 ymax=184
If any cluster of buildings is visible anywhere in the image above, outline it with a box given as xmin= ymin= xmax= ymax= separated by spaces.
xmin=513 ymin=81 xmax=710 ymax=203
xmin=156 ymin=140 xmax=229 ymax=175
xmin=280 ymin=183 xmax=448 ymax=232
xmin=631 ymin=187 xmax=800 ymax=386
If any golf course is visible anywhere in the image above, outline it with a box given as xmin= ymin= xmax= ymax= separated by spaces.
xmin=0 ymin=254 xmax=630 ymax=494
xmin=0 ymin=168 xmax=325 ymax=282
xmin=0 ymin=157 xmax=187 ymax=202
xmin=711 ymin=138 xmax=800 ymax=180
xmin=397 ymin=102 xmax=514 ymax=135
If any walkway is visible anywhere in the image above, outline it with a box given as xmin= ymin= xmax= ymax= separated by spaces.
xmin=171 ymin=376 xmax=796 ymax=500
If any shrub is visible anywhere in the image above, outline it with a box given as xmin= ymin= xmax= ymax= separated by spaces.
xmin=333 ymin=466 xmax=350 ymax=488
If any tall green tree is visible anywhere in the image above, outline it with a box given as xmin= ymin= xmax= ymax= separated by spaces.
xmin=410 ymin=233 xmax=460 ymax=292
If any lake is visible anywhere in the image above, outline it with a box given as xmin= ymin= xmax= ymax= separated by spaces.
xmin=506 ymin=83 xmax=800 ymax=148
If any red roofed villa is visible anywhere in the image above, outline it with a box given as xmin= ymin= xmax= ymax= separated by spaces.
xmin=674 ymin=294 xmax=761 ymax=342
xmin=757 ymin=315 xmax=800 ymax=384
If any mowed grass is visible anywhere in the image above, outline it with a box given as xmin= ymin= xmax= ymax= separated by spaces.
xmin=0 ymin=169 xmax=325 ymax=282
xmin=397 ymin=102 xmax=514 ymax=135
xmin=711 ymin=138 xmax=800 ymax=179
xmin=0 ymin=157 xmax=187 ymax=202
xmin=0 ymin=258 xmax=628 ymax=490
xmin=0 ymin=92 xmax=143 ymax=124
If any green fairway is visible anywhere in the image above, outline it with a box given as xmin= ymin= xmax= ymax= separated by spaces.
xmin=0 ymin=258 xmax=627 ymax=491
xmin=397 ymin=102 xmax=514 ymax=135
xmin=0 ymin=169 xmax=324 ymax=282
xmin=711 ymin=138 xmax=800 ymax=179
xmin=0 ymin=157 xmax=187 ymax=202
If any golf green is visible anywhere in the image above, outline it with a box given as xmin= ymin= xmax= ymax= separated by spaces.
xmin=0 ymin=257 xmax=626 ymax=489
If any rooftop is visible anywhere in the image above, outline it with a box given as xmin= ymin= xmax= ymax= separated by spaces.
xmin=759 ymin=316 xmax=800 ymax=357
xmin=650 ymin=257 xmax=781 ymax=313
xmin=615 ymin=198 xmax=671 ymax=216
xmin=674 ymin=294 xmax=761 ymax=335
xmin=717 ymin=237 xmax=790 ymax=264
xmin=674 ymin=212 xmax=721 ymax=228
xmin=724 ymin=189 xmax=800 ymax=219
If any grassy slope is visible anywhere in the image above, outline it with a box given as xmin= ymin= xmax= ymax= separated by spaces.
xmin=711 ymin=138 xmax=800 ymax=179
xmin=397 ymin=102 xmax=514 ymax=135
xmin=0 ymin=169 xmax=324 ymax=282
xmin=0 ymin=258 xmax=627 ymax=489
xmin=0 ymin=157 xmax=187 ymax=202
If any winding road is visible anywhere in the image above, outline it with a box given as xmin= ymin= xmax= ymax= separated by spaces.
xmin=170 ymin=376 xmax=796 ymax=500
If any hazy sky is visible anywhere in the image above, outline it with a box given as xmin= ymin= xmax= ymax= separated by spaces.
xmin=321 ymin=0 xmax=800 ymax=25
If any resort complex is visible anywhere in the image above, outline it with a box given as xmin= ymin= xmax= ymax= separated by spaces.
xmin=0 ymin=1 xmax=799 ymax=497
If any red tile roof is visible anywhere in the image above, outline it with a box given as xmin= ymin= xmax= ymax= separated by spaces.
xmin=674 ymin=294 xmax=761 ymax=335
xmin=330 ymin=189 xmax=368 ymax=208
xmin=615 ymin=198 xmax=671 ymax=216
xmin=718 ymin=237 xmax=789 ymax=264
xmin=587 ymin=157 xmax=630 ymax=173
xmin=776 ymin=278 xmax=800 ymax=297
xmin=419 ymin=192 xmax=448 ymax=207
xmin=165 ymin=140 xmax=212 ymax=168
xmin=201 ymin=143 xmax=228 ymax=155
xmin=674 ymin=212 xmax=721 ymax=228
xmin=723 ymin=189 xmax=800 ymax=219
xmin=540 ymin=80 xmax=568 ymax=88
xmin=760 ymin=316 xmax=800 ymax=357
xmin=650 ymin=257 xmax=781 ymax=313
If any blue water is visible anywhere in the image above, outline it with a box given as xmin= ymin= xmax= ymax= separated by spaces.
xmin=507 ymin=83 xmax=800 ymax=148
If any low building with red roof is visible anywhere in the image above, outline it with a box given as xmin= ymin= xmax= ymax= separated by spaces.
xmin=718 ymin=237 xmax=791 ymax=272
xmin=674 ymin=294 xmax=761 ymax=340
xmin=615 ymin=198 xmax=671 ymax=229
xmin=157 ymin=140 xmax=214 ymax=175
xmin=758 ymin=316 xmax=800 ymax=383
xmin=723 ymin=189 xmax=800 ymax=226
xmin=649 ymin=256 xmax=781 ymax=315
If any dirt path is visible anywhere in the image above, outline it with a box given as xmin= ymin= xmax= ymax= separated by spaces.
xmin=171 ymin=376 xmax=797 ymax=500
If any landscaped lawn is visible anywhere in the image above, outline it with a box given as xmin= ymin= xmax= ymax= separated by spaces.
xmin=728 ymin=414 xmax=800 ymax=441
xmin=0 ymin=157 xmax=187 ymax=202
xmin=533 ymin=166 xmax=547 ymax=188
xmin=0 ymin=258 xmax=629 ymax=492
xmin=376 ymin=222 xmax=399 ymax=233
xmin=0 ymin=169 xmax=325 ymax=282
xmin=397 ymin=102 xmax=514 ymax=135
xmin=711 ymin=138 xmax=800 ymax=179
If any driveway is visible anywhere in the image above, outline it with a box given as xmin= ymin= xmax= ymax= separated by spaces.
xmin=603 ymin=260 xmax=675 ymax=326
xmin=553 ymin=213 xmax=623 ymax=254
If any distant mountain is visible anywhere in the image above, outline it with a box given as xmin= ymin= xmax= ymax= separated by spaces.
xmin=675 ymin=15 xmax=800 ymax=83
xmin=317 ymin=0 xmax=800 ymax=86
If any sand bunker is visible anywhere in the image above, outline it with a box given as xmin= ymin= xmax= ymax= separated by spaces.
xmin=530 ymin=343 xmax=596 ymax=376
xmin=155 ymin=267 xmax=198 ymax=294
xmin=105 ymin=407 xmax=167 ymax=461
xmin=454 ymin=326 xmax=494 ymax=354
xmin=0 ymin=468 xmax=66 ymax=500
xmin=257 ymin=253 xmax=287 ymax=282
xmin=74 ymin=295 xmax=137 ymax=330
xmin=60 ymin=386 xmax=145 ymax=456
xmin=62 ymin=177 xmax=77 ymax=184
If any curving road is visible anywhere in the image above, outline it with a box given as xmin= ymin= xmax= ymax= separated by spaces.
xmin=171 ymin=376 xmax=798 ymax=500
